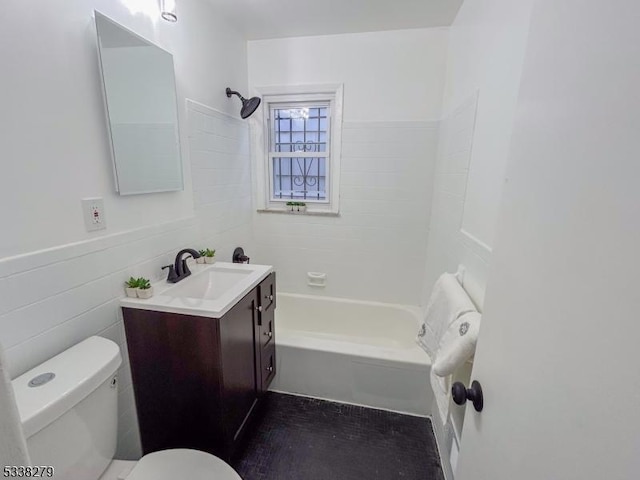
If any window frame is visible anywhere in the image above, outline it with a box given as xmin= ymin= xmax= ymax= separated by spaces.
xmin=253 ymin=84 xmax=343 ymax=215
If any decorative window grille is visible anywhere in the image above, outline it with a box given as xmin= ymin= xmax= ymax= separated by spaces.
xmin=269 ymin=104 xmax=330 ymax=202
xmin=255 ymin=84 xmax=343 ymax=214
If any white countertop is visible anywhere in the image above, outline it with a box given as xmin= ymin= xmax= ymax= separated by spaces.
xmin=120 ymin=262 xmax=273 ymax=318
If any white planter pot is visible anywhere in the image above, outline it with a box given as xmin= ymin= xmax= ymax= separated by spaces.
xmin=196 ymin=257 xmax=205 ymax=264
xmin=204 ymin=257 xmax=216 ymax=264
xmin=289 ymin=205 xmax=307 ymax=213
xmin=137 ymin=287 xmax=154 ymax=299
xmin=125 ymin=287 xmax=138 ymax=298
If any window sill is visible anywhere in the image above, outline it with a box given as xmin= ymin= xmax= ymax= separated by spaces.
xmin=256 ymin=208 xmax=340 ymax=217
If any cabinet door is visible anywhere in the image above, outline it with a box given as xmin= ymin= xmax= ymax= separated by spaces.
xmin=258 ymin=272 xmax=276 ymax=315
xmin=258 ymin=299 xmax=275 ymax=349
xmin=219 ymin=289 xmax=259 ymax=446
xmin=123 ymin=309 xmax=223 ymax=455
xmin=260 ymin=343 xmax=277 ymax=391
xmin=257 ymin=273 xmax=276 ymax=348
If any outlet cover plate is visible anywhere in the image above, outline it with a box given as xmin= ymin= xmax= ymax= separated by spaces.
xmin=82 ymin=198 xmax=107 ymax=232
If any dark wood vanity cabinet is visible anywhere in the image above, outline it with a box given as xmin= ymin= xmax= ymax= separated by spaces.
xmin=123 ymin=272 xmax=276 ymax=461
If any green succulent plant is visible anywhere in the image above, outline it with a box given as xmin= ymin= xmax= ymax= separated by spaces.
xmin=203 ymin=248 xmax=216 ymax=258
xmin=137 ymin=277 xmax=151 ymax=290
xmin=125 ymin=277 xmax=140 ymax=288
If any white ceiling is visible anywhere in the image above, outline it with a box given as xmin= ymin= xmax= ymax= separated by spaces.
xmin=206 ymin=0 xmax=464 ymax=40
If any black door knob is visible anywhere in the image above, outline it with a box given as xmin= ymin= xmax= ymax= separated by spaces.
xmin=452 ymin=380 xmax=483 ymax=412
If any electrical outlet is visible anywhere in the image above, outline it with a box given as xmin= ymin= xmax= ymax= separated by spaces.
xmin=82 ymin=198 xmax=107 ymax=232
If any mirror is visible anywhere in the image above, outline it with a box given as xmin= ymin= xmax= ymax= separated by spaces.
xmin=94 ymin=12 xmax=183 ymax=195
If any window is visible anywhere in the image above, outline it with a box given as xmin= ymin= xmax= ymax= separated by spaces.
xmin=254 ymin=85 xmax=343 ymax=214
xmin=270 ymin=105 xmax=329 ymax=201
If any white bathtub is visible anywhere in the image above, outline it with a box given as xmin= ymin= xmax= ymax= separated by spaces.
xmin=271 ymin=293 xmax=433 ymax=416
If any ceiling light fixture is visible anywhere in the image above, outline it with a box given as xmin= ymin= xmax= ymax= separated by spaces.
xmin=160 ymin=0 xmax=177 ymax=22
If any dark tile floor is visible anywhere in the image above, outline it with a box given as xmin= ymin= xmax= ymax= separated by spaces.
xmin=233 ymin=393 xmax=444 ymax=480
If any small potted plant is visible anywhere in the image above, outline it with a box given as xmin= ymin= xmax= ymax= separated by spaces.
xmin=136 ymin=277 xmax=154 ymax=299
xmin=203 ymin=248 xmax=216 ymax=264
xmin=286 ymin=201 xmax=307 ymax=213
xmin=196 ymin=249 xmax=206 ymax=264
xmin=124 ymin=277 xmax=139 ymax=298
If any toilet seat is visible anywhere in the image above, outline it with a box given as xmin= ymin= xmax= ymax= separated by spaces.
xmin=125 ymin=449 xmax=242 ymax=480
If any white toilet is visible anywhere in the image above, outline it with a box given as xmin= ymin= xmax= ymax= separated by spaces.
xmin=11 ymin=336 xmax=242 ymax=480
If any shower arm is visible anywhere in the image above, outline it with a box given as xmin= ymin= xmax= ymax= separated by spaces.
xmin=226 ymin=88 xmax=246 ymax=101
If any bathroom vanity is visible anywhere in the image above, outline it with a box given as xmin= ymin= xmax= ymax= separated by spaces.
xmin=121 ymin=263 xmax=276 ymax=460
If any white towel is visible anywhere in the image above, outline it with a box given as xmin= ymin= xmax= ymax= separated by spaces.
xmin=433 ymin=311 xmax=482 ymax=377
xmin=417 ymin=273 xmax=476 ymax=358
xmin=418 ymin=272 xmax=476 ymax=424
xmin=0 ymin=343 xmax=30 ymax=468
xmin=430 ymin=311 xmax=482 ymax=424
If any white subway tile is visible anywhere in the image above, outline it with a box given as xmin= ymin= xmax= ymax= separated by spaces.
xmin=5 ymin=300 xmax=119 ymax=378
xmin=0 ymin=276 xmax=114 ymax=349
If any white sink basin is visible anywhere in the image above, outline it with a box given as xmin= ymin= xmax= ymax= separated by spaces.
xmin=120 ymin=262 xmax=273 ymax=318
xmin=166 ymin=266 xmax=253 ymax=301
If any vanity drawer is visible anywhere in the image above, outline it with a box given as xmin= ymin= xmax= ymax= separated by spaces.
xmin=261 ymin=343 xmax=276 ymax=391
xmin=258 ymin=273 xmax=276 ymax=312
xmin=259 ymin=304 xmax=275 ymax=349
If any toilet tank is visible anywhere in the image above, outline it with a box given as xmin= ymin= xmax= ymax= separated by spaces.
xmin=12 ymin=337 xmax=122 ymax=480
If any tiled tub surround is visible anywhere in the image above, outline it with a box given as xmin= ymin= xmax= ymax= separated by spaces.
xmin=188 ymin=100 xmax=255 ymax=255
xmin=272 ymin=293 xmax=432 ymax=415
xmin=253 ymin=120 xmax=438 ymax=306
xmin=421 ymin=94 xmax=490 ymax=307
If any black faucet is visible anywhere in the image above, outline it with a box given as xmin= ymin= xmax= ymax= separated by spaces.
xmin=162 ymin=248 xmax=202 ymax=283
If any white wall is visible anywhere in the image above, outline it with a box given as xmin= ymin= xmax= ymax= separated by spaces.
xmin=248 ymin=29 xmax=447 ymax=122
xmin=422 ymin=0 xmax=534 ymax=308
xmin=248 ymin=29 xmax=448 ymax=305
xmin=457 ymin=1 xmax=640 ymax=478
xmin=450 ymin=0 xmax=534 ymax=250
xmin=0 ymin=0 xmax=250 ymax=459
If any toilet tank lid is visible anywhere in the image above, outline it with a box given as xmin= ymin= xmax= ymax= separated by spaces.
xmin=12 ymin=336 xmax=122 ymax=438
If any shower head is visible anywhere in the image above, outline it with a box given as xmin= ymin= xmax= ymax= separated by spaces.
xmin=226 ymin=88 xmax=261 ymax=119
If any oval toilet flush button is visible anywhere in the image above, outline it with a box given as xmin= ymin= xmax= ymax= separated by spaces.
xmin=28 ymin=372 xmax=56 ymax=387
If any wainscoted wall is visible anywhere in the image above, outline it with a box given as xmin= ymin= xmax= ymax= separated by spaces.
xmin=0 ymin=101 xmax=256 ymax=460
xmin=187 ymin=101 xmax=255 ymax=261
xmin=0 ymin=218 xmax=198 ymax=459
xmin=253 ymin=121 xmax=438 ymax=305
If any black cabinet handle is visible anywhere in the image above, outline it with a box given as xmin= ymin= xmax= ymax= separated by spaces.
xmin=452 ymin=380 xmax=484 ymax=412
